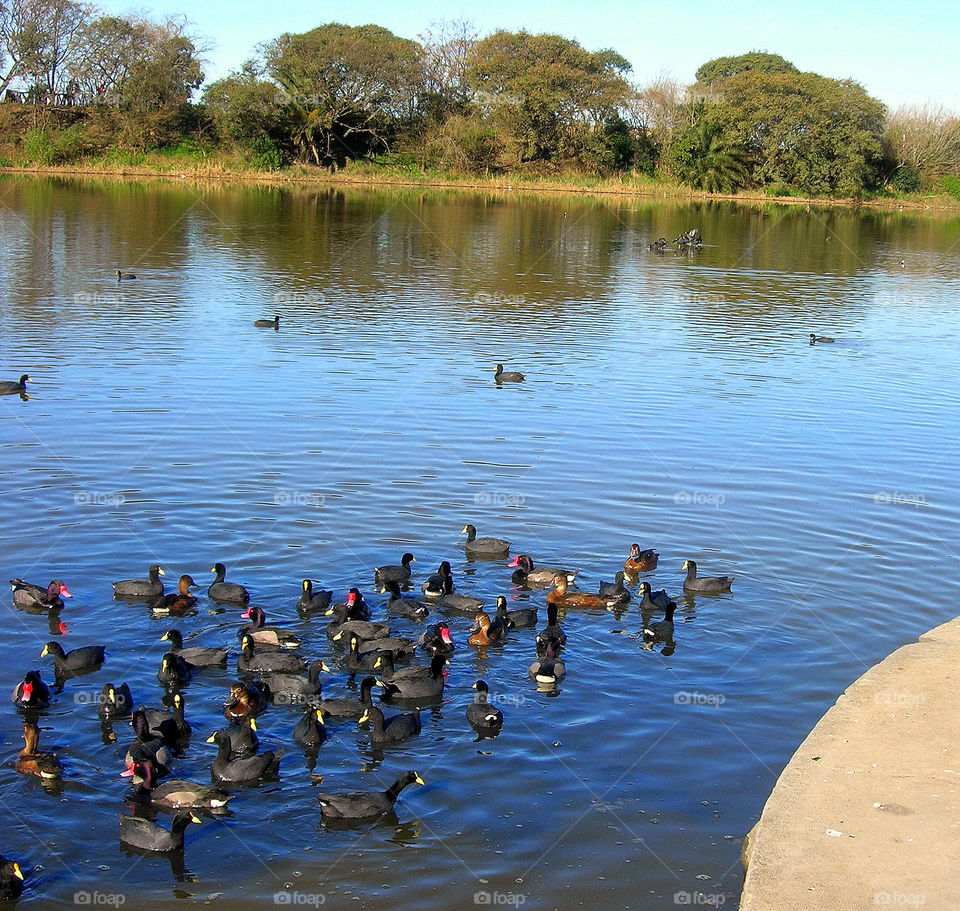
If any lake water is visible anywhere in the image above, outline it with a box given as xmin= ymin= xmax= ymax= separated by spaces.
xmin=1 ymin=176 xmax=959 ymax=910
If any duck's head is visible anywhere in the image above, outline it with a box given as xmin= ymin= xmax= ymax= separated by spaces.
xmin=50 ymin=580 xmax=71 ymax=598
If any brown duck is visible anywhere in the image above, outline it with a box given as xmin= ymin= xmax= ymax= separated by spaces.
xmin=467 ymin=612 xmax=508 ymax=646
xmin=546 ymin=575 xmax=608 ymax=610
xmin=15 ymin=722 xmax=62 ymax=780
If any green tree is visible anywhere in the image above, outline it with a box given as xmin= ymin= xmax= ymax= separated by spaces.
xmin=695 ymin=52 xmax=797 ymax=85
xmin=203 ymin=61 xmax=290 ymax=166
xmin=70 ymin=14 xmax=202 ymax=111
xmin=203 ymin=62 xmax=282 ymax=142
xmin=467 ymin=30 xmax=633 ymax=163
xmin=667 ymin=115 xmax=748 ymax=192
xmin=693 ymin=59 xmax=887 ymax=196
xmin=121 ymin=19 xmax=203 ymax=112
xmin=260 ymin=22 xmax=422 ymax=168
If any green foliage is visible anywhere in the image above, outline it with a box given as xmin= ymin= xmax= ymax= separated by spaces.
xmin=21 ymin=129 xmax=56 ymax=165
xmin=98 ymin=146 xmax=145 ymax=166
xmin=579 ymin=115 xmax=656 ymax=175
xmin=247 ymin=136 xmax=284 ymax=170
xmin=157 ymin=138 xmax=205 ymax=159
xmin=939 ymin=175 xmax=960 ymax=199
xmin=695 ymin=52 xmax=798 ymax=85
xmin=52 ymin=124 xmax=100 ymax=162
xmin=890 ymin=165 xmax=922 ymax=193
xmin=666 ymin=118 xmax=749 ymax=193
xmin=203 ymin=63 xmax=285 ymax=145
xmin=764 ymin=183 xmax=801 ymax=197
xmin=701 ymin=70 xmax=886 ymax=196
xmin=467 ymin=30 xmax=633 ymax=163
xmin=122 ymin=32 xmax=204 ymax=111
xmin=260 ymin=22 xmax=422 ymax=167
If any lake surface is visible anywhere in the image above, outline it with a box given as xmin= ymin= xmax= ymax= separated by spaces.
xmin=1 ymin=176 xmax=959 ymax=910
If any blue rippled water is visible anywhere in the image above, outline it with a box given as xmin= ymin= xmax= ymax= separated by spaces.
xmin=1 ymin=178 xmax=959 ymax=909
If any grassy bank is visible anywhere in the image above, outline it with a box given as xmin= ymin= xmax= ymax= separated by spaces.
xmin=3 ymin=147 xmax=959 ymax=212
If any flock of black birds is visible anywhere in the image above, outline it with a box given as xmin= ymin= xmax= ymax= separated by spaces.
xmin=0 ymin=262 xmax=743 ymax=900
xmin=4 ymin=525 xmax=735 ymax=900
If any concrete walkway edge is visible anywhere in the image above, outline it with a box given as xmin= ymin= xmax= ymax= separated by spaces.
xmin=740 ymin=615 xmax=960 ymax=910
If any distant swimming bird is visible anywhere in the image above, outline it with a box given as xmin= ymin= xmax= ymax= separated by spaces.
xmin=157 ymin=653 xmax=192 ymax=689
xmin=153 ymin=575 xmax=198 ymax=613
xmin=207 ymin=729 xmax=282 ymax=784
xmin=123 ymin=758 xmax=231 ymax=811
xmin=467 ymin=611 xmax=507 ymax=647
xmin=12 ymin=670 xmax=51 ymax=710
xmin=119 ymin=811 xmax=201 ymax=853
xmin=467 ymin=680 xmax=504 ymax=733
xmin=681 ymin=559 xmax=733 ymax=593
xmin=317 ymin=770 xmax=423 ymax=821
xmin=536 ymin=602 xmax=566 ymax=655
xmin=381 ymin=580 xmax=430 ymax=621
xmin=598 ymin=572 xmax=630 ymax=606
xmin=434 ymin=574 xmax=484 ymax=614
xmin=15 ymin=722 xmax=62 ymax=780
xmin=374 ymin=552 xmax=416 ymax=586
xmin=494 ymin=363 xmax=524 ymax=383
xmin=160 ymin=629 xmax=227 ymax=668
xmin=528 ymin=638 xmax=566 ymax=685
xmin=0 ymin=374 xmax=30 ymax=395
xmin=41 ymin=641 xmax=105 ymax=675
xmin=209 ymin=563 xmax=250 ymax=604
xmin=237 ymin=633 xmax=306 ymax=675
xmin=293 ymin=707 xmax=328 ymax=748
xmin=624 ymin=544 xmax=658 ymax=575
xmin=643 ymin=603 xmax=677 ymax=643
xmin=494 ymin=594 xmax=537 ymax=629
xmin=239 ymin=605 xmax=300 ymax=648
xmin=255 ymin=315 xmax=279 ymax=329
xmin=421 ymin=561 xmax=452 ymax=602
xmin=359 ymin=705 xmax=421 ymax=746
xmin=297 ymin=579 xmax=333 ymax=615
xmin=509 ymin=554 xmax=578 ymax=588
xmin=461 ymin=524 xmax=510 ymax=558
xmin=809 ymin=333 xmax=835 ymax=344
xmin=96 ymin=682 xmax=133 ymax=720
xmin=0 ymin=856 xmax=24 ymax=899
xmin=112 ymin=565 xmax=165 ymax=600
xmin=417 ymin=623 xmax=455 ymax=657
xmin=638 ymin=581 xmax=674 ymax=613
xmin=115 ymin=270 xmax=136 ymax=281
xmin=11 ymin=578 xmax=71 ymax=610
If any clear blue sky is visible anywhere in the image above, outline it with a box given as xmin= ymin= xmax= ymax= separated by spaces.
xmin=96 ymin=0 xmax=959 ymax=111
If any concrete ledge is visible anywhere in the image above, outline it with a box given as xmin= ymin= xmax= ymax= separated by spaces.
xmin=740 ymin=615 xmax=960 ymax=910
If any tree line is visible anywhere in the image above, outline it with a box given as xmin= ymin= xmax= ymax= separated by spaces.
xmin=2 ymin=4 xmax=958 ymax=199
